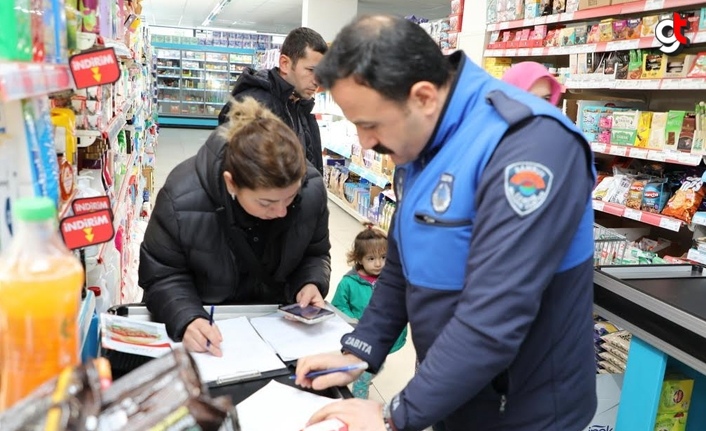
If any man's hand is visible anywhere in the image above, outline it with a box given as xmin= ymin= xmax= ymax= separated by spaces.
xmin=295 ymin=352 xmax=364 ymax=390
xmin=183 ymin=318 xmax=223 ymax=357
xmin=307 ymin=399 xmax=386 ymax=431
xmin=296 ymin=283 xmax=326 ymax=308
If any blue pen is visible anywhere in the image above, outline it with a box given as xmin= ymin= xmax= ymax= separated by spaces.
xmin=289 ymin=362 xmax=369 ymax=380
xmin=206 ymin=305 xmax=215 ymax=348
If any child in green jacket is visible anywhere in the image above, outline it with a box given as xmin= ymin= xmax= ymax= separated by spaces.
xmin=332 ymin=225 xmax=408 ymax=399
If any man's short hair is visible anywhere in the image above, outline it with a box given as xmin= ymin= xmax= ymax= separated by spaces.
xmin=281 ymin=27 xmax=328 ymax=65
xmin=315 ymin=15 xmax=452 ymax=103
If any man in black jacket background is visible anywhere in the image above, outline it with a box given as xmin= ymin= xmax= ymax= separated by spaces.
xmin=218 ymin=27 xmax=328 ymax=174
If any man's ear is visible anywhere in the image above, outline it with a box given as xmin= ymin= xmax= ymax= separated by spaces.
xmin=408 ymin=81 xmax=440 ymax=116
xmin=279 ymin=54 xmax=292 ymax=74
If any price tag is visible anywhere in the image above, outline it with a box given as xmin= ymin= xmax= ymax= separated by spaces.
xmin=593 ymin=200 xmax=606 ymax=212
xmin=523 ymin=18 xmax=534 ymax=27
xmin=642 ymin=80 xmax=661 ymax=90
xmin=517 ymin=48 xmax=530 ymax=56
xmin=660 ymin=79 xmax=681 ymax=90
xmin=563 ymin=12 xmax=574 ymax=22
xmin=499 ymin=22 xmax=510 ymax=30
xmin=534 ymin=16 xmax=547 ymax=25
xmin=546 ymin=15 xmax=559 ymax=23
xmin=505 ymin=48 xmax=518 ymax=56
xmin=659 ymin=217 xmax=682 ymax=232
xmin=615 ymin=80 xmax=639 ymax=89
xmin=677 ymin=152 xmax=698 ymax=165
xmin=630 ymin=148 xmax=648 ymax=159
xmin=644 ymin=0 xmax=664 ymax=11
xmin=606 ymin=41 xmax=621 ymax=51
xmin=531 ymin=47 xmax=545 ymax=56
xmin=695 ymin=32 xmax=706 ymax=44
xmin=609 ymin=146 xmax=628 ymax=156
xmin=681 ymin=78 xmax=706 ymax=90
xmin=648 ymin=150 xmax=666 ymax=161
xmin=592 ymin=142 xmax=608 ymax=153
xmin=623 ymin=208 xmax=642 ymax=221
xmin=487 ymin=24 xmax=497 ymax=32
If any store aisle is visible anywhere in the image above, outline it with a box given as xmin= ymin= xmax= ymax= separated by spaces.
xmin=153 ymin=128 xmax=417 ymax=404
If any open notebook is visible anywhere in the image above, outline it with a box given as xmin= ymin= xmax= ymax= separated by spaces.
xmin=249 ymin=313 xmax=354 ymax=361
xmin=188 ymin=316 xmax=288 ymax=385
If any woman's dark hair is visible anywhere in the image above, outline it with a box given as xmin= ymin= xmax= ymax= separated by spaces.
xmin=281 ymin=27 xmax=328 ymax=66
xmin=316 ymin=15 xmax=452 ymax=103
xmin=346 ymin=224 xmax=388 ymax=270
xmin=220 ymin=97 xmax=306 ymax=190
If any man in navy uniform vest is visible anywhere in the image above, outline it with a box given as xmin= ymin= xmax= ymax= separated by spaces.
xmin=296 ymin=15 xmax=597 ymax=431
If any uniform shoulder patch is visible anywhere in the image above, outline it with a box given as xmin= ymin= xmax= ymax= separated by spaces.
xmin=504 ymin=162 xmax=553 ymax=217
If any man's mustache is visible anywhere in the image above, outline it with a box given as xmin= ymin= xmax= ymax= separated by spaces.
xmin=372 ymin=143 xmax=393 ymax=155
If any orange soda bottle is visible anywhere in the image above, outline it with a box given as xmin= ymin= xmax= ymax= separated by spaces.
xmin=0 ymin=197 xmax=84 ymax=410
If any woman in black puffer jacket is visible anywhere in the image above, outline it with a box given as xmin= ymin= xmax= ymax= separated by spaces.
xmin=139 ymin=97 xmax=331 ymax=356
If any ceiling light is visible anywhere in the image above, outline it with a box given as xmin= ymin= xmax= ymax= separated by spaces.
xmin=201 ymin=0 xmax=232 ymax=27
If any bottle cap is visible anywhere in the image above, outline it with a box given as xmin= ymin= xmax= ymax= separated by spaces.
xmin=13 ymin=197 xmax=57 ymax=222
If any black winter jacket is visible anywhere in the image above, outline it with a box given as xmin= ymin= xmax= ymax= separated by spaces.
xmin=138 ymin=129 xmax=331 ymax=340
xmin=218 ymin=68 xmax=324 ymax=174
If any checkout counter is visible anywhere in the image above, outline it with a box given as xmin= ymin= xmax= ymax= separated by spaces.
xmin=594 ymin=264 xmax=706 ymax=431
xmin=102 ymin=304 xmax=352 ymax=405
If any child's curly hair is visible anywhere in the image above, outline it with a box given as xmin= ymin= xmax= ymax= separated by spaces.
xmin=346 ymin=224 xmax=388 ymax=270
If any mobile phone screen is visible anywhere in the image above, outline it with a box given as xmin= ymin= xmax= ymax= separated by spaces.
xmin=280 ymin=304 xmax=334 ymax=320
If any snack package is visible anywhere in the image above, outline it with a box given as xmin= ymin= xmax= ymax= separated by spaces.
xmin=677 ymin=114 xmax=696 ymax=152
xmin=98 ymin=348 xmax=238 ymax=431
xmin=601 ymin=330 xmax=632 ymax=355
xmin=641 ymin=181 xmax=671 ymax=213
xmin=626 ymin=18 xmax=642 ymax=39
xmin=649 ymin=112 xmax=668 ymax=149
xmin=626 ymin=178 xmax=648 ymax=209
xmin=0 ymin=358 xmax=110 ymax=431
xmin=665 ymin=111 xmax=687 ymax=152
xmin=654 ymin=412 xmax=688 ymax=431
xmin=608 ymin=175 xmax=634 ymax=205
xmin=598 ymin=360 xmax=623 ymax=374
xmin=636 ymin=111 xmax=654 ymax=147
xmin=612 ymin=19 xmax=628 ymax=40
xmin=593 ymin=177 xmax=615 ymax=200
xmin=601 ymin=342 xmax=628 ymax=362
xmin=662 ymin=176 xmax=705 ymax=223
xmin=594 ymin=320 xmax=620 ymax=336
xmin=642 ymin=15 xmax=659 ymax=36
xmin=687 ymin=53 xmax=706 ymax=78
xmin=598 ymin=351 xmax=627 ymax=372
xmin=628 ymin=49 xmax=643 ymax=79
xmin=658 ymin=374 xmax=694 ymax=414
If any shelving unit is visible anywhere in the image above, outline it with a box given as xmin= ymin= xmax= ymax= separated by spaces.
xmin=485 ymin=1 xmax=706 ymax=429
xmin=152 ymin=42 xmax=256 ymax=128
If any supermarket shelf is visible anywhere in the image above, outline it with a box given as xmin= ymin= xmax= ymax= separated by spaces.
xmin=97 ymin=153 xmax=136 ymax=261
xmin=693 ymin=212 xmax=706 ymax=226
xmin=157 ymin=75 xmax=181 ymax=79
xmin=591 ymin=142 xmax=704 ymax=166
xmin=327 ymin=190 xmax=370 ymax=224
xmin=157 ymin=86 xmax=180 ymax=90
xmin=381 ymin=189 xmax=396 ymax=202
xmin=157 ymin=66 xmax=180 ymax=70
xmin=0 ymin=62 xmax=73 ymax=102
xmin=568 ymin=78 xmax=706 ymax=91
xmin=180 ymin=76 xmax=202 ymax=80
xmin=485 ymin=31 xmax=706 ymax=58
xmin=486 ymin=0 xmax=706 ymax=32
xmin=348 ymin=163 xmax=392 ymax=188
xmin=322 ymin=141 xmax=352 ymax=158
xmin=152 ymin=42 xmax=256 ymax=56
xmin=104 ymin=39 xmax=132 ymax=59
xmin=592 ymin=200 xmax=683 ymax=232
xmin=76 ymin=114 xmax=127 ymax=147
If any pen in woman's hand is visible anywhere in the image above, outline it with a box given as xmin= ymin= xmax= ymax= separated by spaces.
xmin=206 ymin=305 xmax=215 ymax=348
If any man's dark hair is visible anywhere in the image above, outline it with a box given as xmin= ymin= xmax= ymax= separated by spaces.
xmin=281 ymin=27 xmax=328 ymax=65
xmin=316 ymin=15 xmax=452 ymax=103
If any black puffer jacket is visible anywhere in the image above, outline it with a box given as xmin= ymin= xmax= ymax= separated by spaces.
xmin=138 ymin=128 xmax=331 ymax=340
xmin=218 ymin=68 xmax=324 ymax=174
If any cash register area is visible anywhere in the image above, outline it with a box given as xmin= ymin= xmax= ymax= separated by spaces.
xmin=154 ymin=127 xmax=418 ymax=406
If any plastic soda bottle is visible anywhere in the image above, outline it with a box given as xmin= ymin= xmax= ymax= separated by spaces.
xmin=0 ymin=197 xmax=84 ymax=410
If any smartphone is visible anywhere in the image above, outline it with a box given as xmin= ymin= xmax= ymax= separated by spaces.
xmin=278 ymin=304 xmax=335 ymax=325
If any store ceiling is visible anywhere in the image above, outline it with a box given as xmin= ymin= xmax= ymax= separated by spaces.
xmin=141 ymin=0 xmax=451 ymax=34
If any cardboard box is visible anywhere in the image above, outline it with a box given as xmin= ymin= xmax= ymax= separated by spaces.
xmin=581 ymin=373 xmax=624 ymax=431
xmin=579 ymin=0 xmax=610 ymax=10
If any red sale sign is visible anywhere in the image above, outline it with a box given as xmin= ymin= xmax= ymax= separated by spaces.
xmin=69 ymin=48 xmax=121 ymax=89
xmin=60 ymin=209 xmax=115 ymax=250
xmin=72 ymin=196 xmax=112 ymax=215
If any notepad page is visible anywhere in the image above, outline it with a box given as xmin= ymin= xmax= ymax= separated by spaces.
xmin=189 ymin=316 xmax=286 ymax=384
xmin=236 ymin=380 xmax=337 ymax=431
xmin=249 ymin=313 xmax=353 ymax=361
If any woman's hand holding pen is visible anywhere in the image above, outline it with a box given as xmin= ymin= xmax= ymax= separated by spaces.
xmin=183 ymin=318 xmax=223 ymax=357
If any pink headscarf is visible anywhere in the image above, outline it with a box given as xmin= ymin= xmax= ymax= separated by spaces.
xmin=501 ymin=62 xmax=563 ymax=105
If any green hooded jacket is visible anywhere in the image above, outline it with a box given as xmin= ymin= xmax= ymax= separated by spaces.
xmin=332 ymin=269 xmax=407 ymax=353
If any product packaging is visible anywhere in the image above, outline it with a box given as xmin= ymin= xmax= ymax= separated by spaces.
xmin=0 ymin=0 xmax=32 ymax=61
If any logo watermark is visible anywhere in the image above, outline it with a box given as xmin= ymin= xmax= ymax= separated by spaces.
xmin=655 ymin=12 xmax=690 ymax=55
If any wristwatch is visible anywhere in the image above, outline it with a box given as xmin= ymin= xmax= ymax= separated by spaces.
xmin=382 ymin=403 xmax=398 ymax=431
